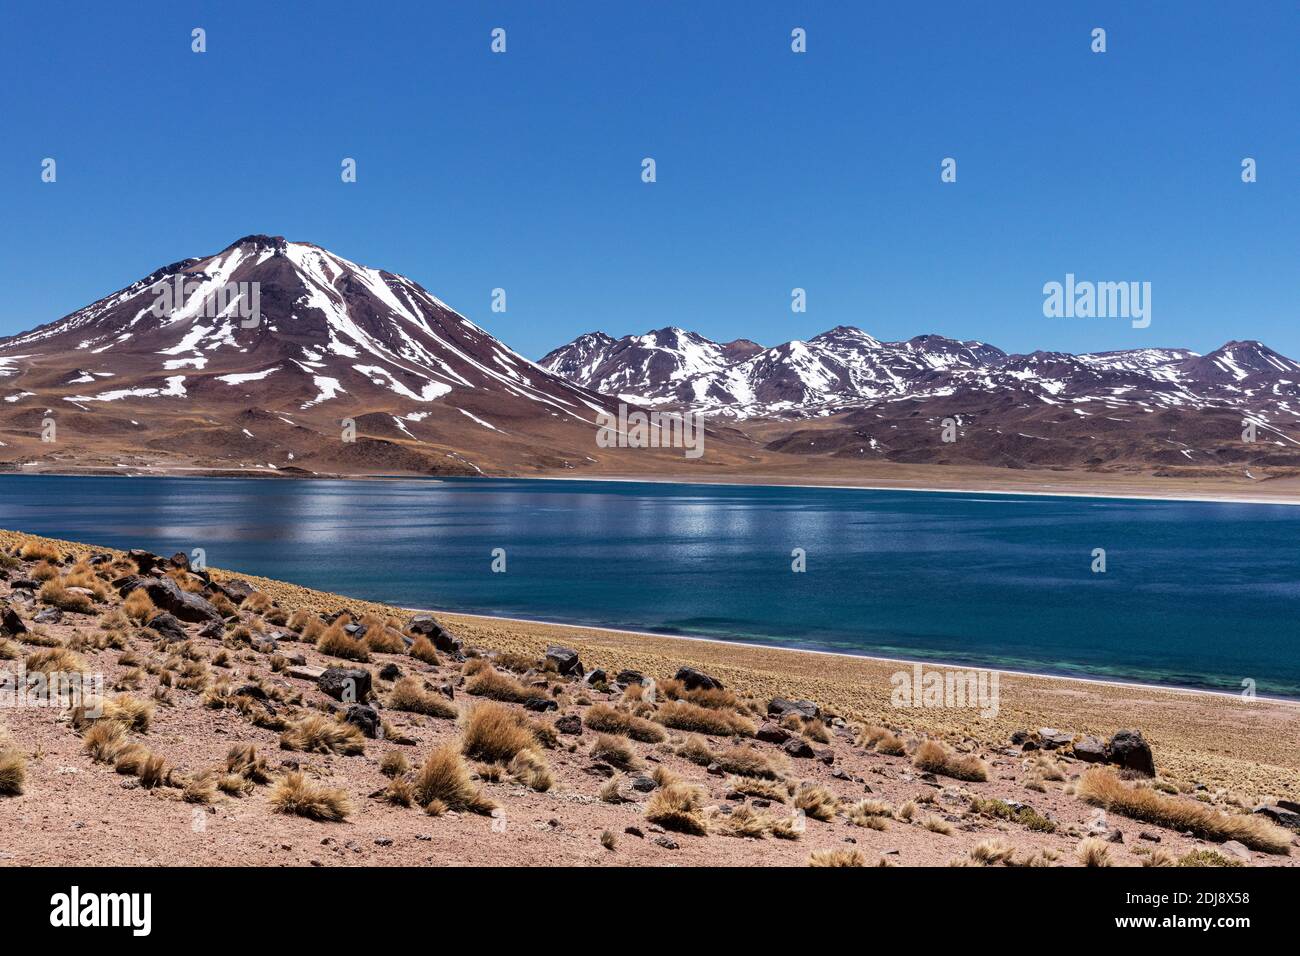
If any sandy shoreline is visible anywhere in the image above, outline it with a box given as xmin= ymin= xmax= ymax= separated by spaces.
xmin=9 ymin=466 xmax=1300 ymax=506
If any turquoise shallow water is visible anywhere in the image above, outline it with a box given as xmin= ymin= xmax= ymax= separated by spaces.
xmin=2 ymin=474 xmax=1298 ymax=696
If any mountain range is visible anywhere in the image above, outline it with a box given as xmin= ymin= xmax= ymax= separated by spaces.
xmin=2 ymin=236 xmax=1298 ymax=484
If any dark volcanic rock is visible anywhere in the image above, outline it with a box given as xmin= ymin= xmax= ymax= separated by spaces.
xmin=145 ymin=612 xmax=188 ymax=643
xmin=1072 ymin=735 xmax=1107 ymax=763
xmin=545 ymin=646 xmax=583 ymax=677
xmin=768 ymin=697 xmax=819 ymax=720
xmin=214 ymin=578 xmax=257 ymax=604
xmin=1038 ymin=728 xmax=1074 ymax=750
xmin=0 ymin=600 xmax=26 ymax=637
xmin=344 ymin=704 xmax=381 ymax=739
xmin=33 ymin=608 xmax=63 ymax=626
xmin=120 ymin=576 xmax=221 ymax=624
xmin=407 ymin=614 xmax=464 ymax=657
xmin=319 ymin=667 xmax=373 ymax=704
xmin=128 ymin=550 xmax=163 ymax=574
xmin=755 ymin=722 xmax=792 ymax=745
xmin=675 ymin=667 xmax=723 ymax=691
xmin=555 ymin=714 xmax=582 ymax=735
xmin=615 ymin=669 xmax=645 ymax=686
xmin=783 ymin=738 xmax=816 ymax=759
xmin=1106 ymin=729 xmax=1156 ymax=776
xmin=378 ymin=663 xmax=403 ymax=682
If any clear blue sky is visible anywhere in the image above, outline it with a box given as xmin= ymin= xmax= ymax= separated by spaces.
xmin=1 ymin=1 xmax=1295 ymax=359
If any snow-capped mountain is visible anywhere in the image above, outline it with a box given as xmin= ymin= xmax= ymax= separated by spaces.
xmin=0 ymin=235 xmax=624 ymax=476
xmin=541 ymin=326 xmax=1300 ymax=424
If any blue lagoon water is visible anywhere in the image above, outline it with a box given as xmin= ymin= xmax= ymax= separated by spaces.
xmin=2 ymin=474 xmax=1297 ymax=696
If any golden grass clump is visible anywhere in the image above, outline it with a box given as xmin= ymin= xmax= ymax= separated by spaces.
xmin=654 ymin=700 xmax=754 ymax=737
xmin=38 ymin=579 xmax=95 ymax=613
xmin=380 ymin=751 xmax=410 ymax=778
xmin=315 ymin=623 xmax=370 ymax=663
xmin=122 ymin=588 xmax=156 ymax=623
xmin=461 ymin=702 xmax=538 ymax=763
xmin=709 ymin=744 xmax=785 ymax=780
xmin=808 ymin=848 xmax=865 ymax=867
xmin=408 ymin=635 xmax=439 ymax=665
xmin=583 ymin=703 xmax=666 ymax=743
xmin=0 ymin=747 xmax=25 ymax=796
xmin=25 ymin=646 xmax=89 ymax=675
xmin=856 ymin=724 xmax=906 ymax=755
xmin=83 ymin=721 xmax=129 ymax=764
xmin=969 ymin=837 xmax=1017 ymax=865
xmin=465 ymin=666 xmax=548 ymax=705
xmin=279 ymin=713 xmax=366 ymax=756
xmin=20 ymin=540 xmax=62 ymax=562
xmin=846 ymin=798 xmax=893 ymax=830
xmin=508 ymin=748 xmax=555 ymax=792
xmin=225 ymin=744 xmax=271 ymax=784
xmin=270 ymin=771 xmax=351 ymax=821
xmin=912 ymin=738 xmax=989 ymax=782
xmin=591 ymin=733 xmax=642 ymax=770
xmin=387 ymin=677 xmax=458 ymax=719
xmin=794 ymin=783 xmax=839 ymax=821
xmin=1076 ymin=837 xmax=1113 ymax=867
xmin=1076 ymin=767 xmax=1291 ymax=854
xmin=645 ymin=782 xmax=709 ymax=835
xmin=413 ymin=743 xmax=496 ymax=814
xmin=658 ymin=677 xmax=741 ymax=711
xmin=726 ymin=776 xmax=792 ymax=804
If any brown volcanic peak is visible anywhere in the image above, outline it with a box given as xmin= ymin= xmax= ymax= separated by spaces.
xmin=0 ymin=235 xmax=645 ymax=476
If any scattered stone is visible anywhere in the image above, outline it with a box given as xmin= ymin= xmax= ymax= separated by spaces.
xmin=319 ymin=666 xmax=373 ymax=703
xmin=287 ymin=665 xmax=326 ymax=682
xmin=1220 ymin=840 xmax=1252 ymax=862
xmin=554 ymin=714 xmax=582 ymax=735
xmin=234 ymin=683 xmax=268 ymax=700
xmin=1106 ymin=729 xmax=1156 ymax=777
xmin=675 ymin=667 xmax=722 ymax=691
xmin=1253 ymin=805 xmax=1300 ymax=830
xmin=652 ymin=836 xmax=679 ymax=850
xmin=128 ymin=549 xmax=163 ymax=574
xmin=1138 ymin=831 xmax=1161 ymax=843
xmin=615 ymin=669 xmax=644 ymax=685
xmin=768 ymin=697 xmax=818 ymax=720
xmin=1038 ymin=728 xmax=1073 ymax=750
xmin=623 ymin=826 xmax=644 ymax=838
xmin=1072 ymin=735 xmax=1107 ymax=763
xmin=523 ymin=697 xmax=558 ymax=712
xmin=725 ymin=790 xmax=746 ymax=801
xmin=416 ymin=834 xmax=432 ymax=841
xmin=169 ymin=552 xmax=191 ymax=571
xmin=378 ymin=662 xmax=402 ymax=681
xmin=755 ymin=722 xmax=792 ymax=745
xmin=33 ymin=607 xmax=63 ymax=626
xmin=583 ymin=668 xmax=608 ymax=686
xmin=1010 ymin=730 xmax=1031 ymax=745
xmin=212 ymin=578 xmax=256 ymax=604
xmin=121 ymin=576 xmax=222 ymax=624
xmin=0 ymin=601 xmax=26 ymax=637
xmin=198 ymin=619 xmax=224 ymax=640
xmin=783 ymin=738 xmax=816 ymax=759
xmin=408 ymin=615 xmax=464 ymax=657
xmin=1105 ymin=829 xmax=1124 ymax=843
xmin=545 ymin=645 xmax=583 ymax=677
xmin=145 ymin=612 xmax=189 ymax=643
xmin=628 ymin=774 xmax=657 ymax=793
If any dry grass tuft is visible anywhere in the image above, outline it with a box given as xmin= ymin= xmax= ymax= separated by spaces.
xmin=1076 ymin=837 xmax=1113 ymax=867
xmin=408 ymin=635 xmax=439 ymax=665
xmin=583 ymin=703 xmax=667 ymax=743
xmin=20 ymin=540 xmax=62 ymax=562
xmin=225 ymin=744 xmax=271 ymax=784
xmin=1077 ymin=767 xmax=1291 ymax=854
xmin=654 ymin=700 xmax=754 ymax=737
xmin=39 ymin=579 xmax=95 ymax=613
xmin=710 ymin=744 xmax=785 ymax=780
xmin=413 ymin=743 xmax=496 ymax=814
xmin=912 ymin=738 xmax=988 ymax=782
xmin=508 ymin=748 xmax=555 ymax=792
xmin=465 ymin=666 xmax=548 ymax=705
xmin=280 ymin=713 xmax=366 ymax=756
xmin=856 ymin=724 xmax=905 ymax=755
xmin=25 ymin=646 xmax=89 ymax=675
xmin=270 ymin=771 xmax=351 ymax=821
xmin=794 ymin=783 xmax=839 ymax=821
xmin=461 ymin=702 xmax=538 ymax=764
xmin=316 ymin=624 xmax=370 ymax=662
xmin=726 ymin=776 xmax=792 ymax=804
xmin=83 ymin=721 xmax=128 ymax=764
xmin=387 ymin=677 xmax=457 ymax=719
xmin=808 ymin=848 xmax=865 ymax=867
xmin=592 ymin=733 xmax=642 ymax=770
xmin=645 ymin=782 xmax=709 ymax=835
xmin=380 ymin=751 xmax=410 ymax=778
xmin=123 ymin=588 xmax=156 ymax=623
xmin=0 ymin=748 xmax=25 ymax=796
